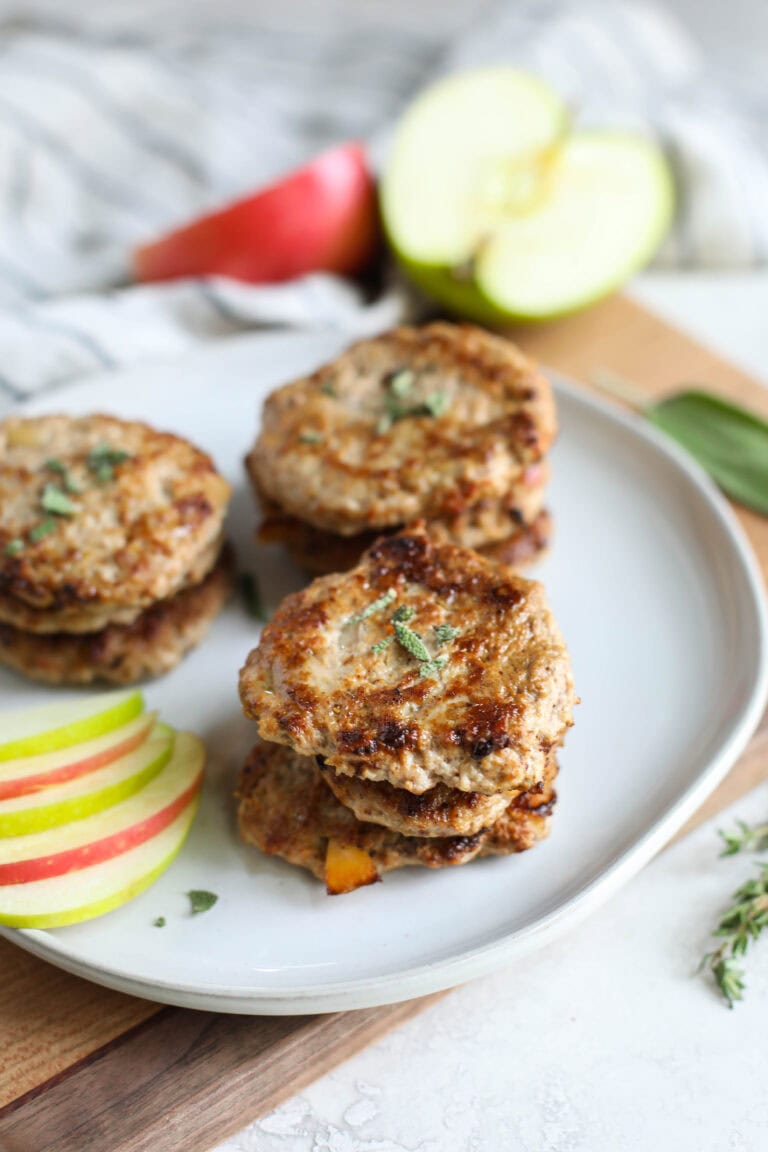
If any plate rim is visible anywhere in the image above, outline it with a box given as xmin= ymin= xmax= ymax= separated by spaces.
xmin=1 ymin=365 xmax=766 ymax=1014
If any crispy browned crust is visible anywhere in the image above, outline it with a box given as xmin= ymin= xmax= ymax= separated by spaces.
xmin=247 ymin=323 xmax=555 ymax=536
xmin=320 ymin=760 xmax=512 ymax=837
xmin=237 ymin=740 xmax=555 ymax=882
xmin=0 ymin=414 xmax=230 ymax=631
xmin=239 ymin=525 xmax=575 ymax=796
xmin=260 ymin=509 xmax=551 ymax=577
xmin=0 ymin=546 xmax=234 ymax=685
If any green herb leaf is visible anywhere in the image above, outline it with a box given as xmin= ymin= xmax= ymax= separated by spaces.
xmin=4 ymin=538 xmax=24 ymax=557
xmin=188 ymin=889 xmax=218 ymax=915
xmin=645 ymin=391 xmax=768 ymax=516
xmin=299 ymin=431 xmax=323 ymax=445
xmin=29 ymin=518 xmax=58 ymax=543
xmin=371 ymin=636 xmax=392 ymax=654
xmin=424 ymin=391 xmax=449 ymax=418
xmin=320 ymin=380 xmax=336 ymax=397
xmin=420 ymin=654 xmax=448 ymax=679
xmin=389 ymin=369 xmax=415 ymax=398
xmin=346 ymin=587 xmax=396 ymax=627
xmin=241 ymin=573 xmax=265 ymax=621
xmin=391 ymin=604 xmax=414 ymax=624
xmin=87 ymin=445 xmax=131 ymax=484
xmin=40 ymin=483 xmax=77 ymax=516
xmin=44 ymin=458 xmax=66 ymax=475
xmin=434 ymin=623 xmax=460 ymax=645
xmin=393 ymin=620 xmax=432 ymax=663
xmin=153 ymin=916 xmax=166 ymax=928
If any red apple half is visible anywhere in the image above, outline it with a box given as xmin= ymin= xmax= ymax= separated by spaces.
xmin=0 ymin=732 xmax=204 ymax=884
xmin=133 ymin=143 xmax=379 ymax=285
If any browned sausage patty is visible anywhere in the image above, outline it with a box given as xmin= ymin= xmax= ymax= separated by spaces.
xmin=247 ymin=323 xmax=555 ymax=537
xmin=0 ymin=414 xmax=230 ymax=633
xmin=0 ymin=547 xmax=234 ymax=685
xmin=237 ymin=740 xmax=555 ymax=882
xmin=239 ymin=525 xmax=575 ymax=796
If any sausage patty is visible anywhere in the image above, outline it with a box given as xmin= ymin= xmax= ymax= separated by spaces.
xmin=239 ymin=525 xmax=575 ymax=796
xmin=0 ymin=546 xmax=233 ymax=685
xmin=237 ymin=740 xmax=555 ymax=882
xmin=247 ymin=323 xmax=555 ymax=537
xmin=0 ymin=414 xmax=230 ymax=632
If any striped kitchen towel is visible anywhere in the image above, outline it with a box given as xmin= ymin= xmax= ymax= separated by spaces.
xmin=0 ymin=0 xmax=766 ymax=406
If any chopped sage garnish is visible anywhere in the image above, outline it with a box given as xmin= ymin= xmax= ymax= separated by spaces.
xmin=299 ymin=431 xmax=323 ymax=444
xmin=153 ymin=916 xmax=166 ymax=928
xmin=346 ymin=587 xmax=396 ymax=628
xmin=376 ymin=370 xmax=451 ymax=435
xmin=320 ymin=380 xmax=336 ymax=397
xmin=188 ymin=889 xmax=218 ymax=915
xmin=87 ymin=445 xmax=131 ymax=484
xmin=29 ymin=518 xmax=58 ymax=543
xmin=391 ymin=604 xmax=414 ymax=624
xmin=3 ymin=538 xmax=24 ymax=557
xmin=392 ymin=619 xmax=431 ymax=663
xmin=434 ymin=623 xmax=460 ymax=645
xmin=388 ymin=369 xmax=415 ymax=398
xmin=40 ymin=483 xmax=77 ymax=516
xmin=371 ymin=636 xmax=392 ymax=654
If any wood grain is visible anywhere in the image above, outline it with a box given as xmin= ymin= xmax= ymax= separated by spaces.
xmin=0 ymin=294 xmax=765 ymax=1152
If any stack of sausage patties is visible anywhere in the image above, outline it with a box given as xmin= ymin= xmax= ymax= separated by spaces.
xmin=0 ymin=414 xmax=232 ymax=685
xmin=237 ymin=526 xmax=576 ymax=894
xmin=246 ymin=322 xmax=556 ymax=576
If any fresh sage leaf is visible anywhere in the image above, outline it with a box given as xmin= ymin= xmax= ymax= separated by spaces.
xmin=646 ymin=390 xmax=768 ymax=516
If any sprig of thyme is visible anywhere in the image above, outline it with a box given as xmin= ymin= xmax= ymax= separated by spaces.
xmin=719 ymin=820 xmax=768 ymax=857
xmin=702 ymin=817 xmax=768 ymax=1007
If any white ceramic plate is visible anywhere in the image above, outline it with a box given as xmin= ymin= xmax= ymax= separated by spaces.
xmin=1 ymin=331 xmax=766 ymax=1014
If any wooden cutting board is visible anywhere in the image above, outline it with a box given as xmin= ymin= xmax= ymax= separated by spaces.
xmin=0 ymin=295 xmax=766 ymax=1152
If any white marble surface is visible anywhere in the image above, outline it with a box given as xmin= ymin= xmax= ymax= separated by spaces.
xmin=215 ymin=277 xmax=768 ymax=1151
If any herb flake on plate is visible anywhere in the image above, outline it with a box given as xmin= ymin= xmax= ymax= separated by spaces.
xmin=188 ymin=890 xmax=218 ymax=915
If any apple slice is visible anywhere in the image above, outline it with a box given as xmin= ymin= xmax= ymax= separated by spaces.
xmin=381 ymin=69 xmax=673 ymax=321
xmin=0 ymin=725 xmax=173 ymax=837
xmin=0 ymin=690 xmax=144 ymax=763
xmin=0 ymin=712 xmax=156 ymax=801
xmin=0 ymin=732 xmax=203 ymax=884
xmin=133 ymin=143 xmax=379 ymax=285
xmin=0 ymin=800 xmax=198 ymax=927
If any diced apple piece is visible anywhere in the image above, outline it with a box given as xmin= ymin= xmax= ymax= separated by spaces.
xmin=0 ymin=800 xmax=198 ymax=927
xmin=133 ymin=143 xmax=379 ymax=285
xmin=0 ymin=712 xmax=156 ymax=800
xmin=325 ymin=839 xmax=380 ymax=895
xmin=0 ymin=732 xmax=204 ymax=884
xmin=0 ymin=725 xmax=173 ymax=837
xmin=0 ymin=691 xmax=144 ymax=763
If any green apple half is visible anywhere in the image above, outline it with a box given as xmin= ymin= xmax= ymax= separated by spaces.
xmin=0 ymin=724 xmax=173 ymax=837
xmin=0 ymin=732 xmax=204 ymax=884
xmin=0 ymin=690 xmax=144 ymax=763
xmin=0 ymin=799 xmax=198 ymax=927
xmin=381 ymin=69 xmax=674 ymax=322
xmin=0 ymin=712 xmax=156 ymax=801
